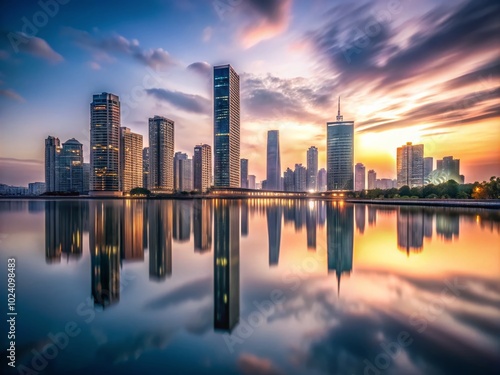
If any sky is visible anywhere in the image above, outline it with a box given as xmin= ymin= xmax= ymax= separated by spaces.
xmin=0 ymin=0 xmax=499 ymax=186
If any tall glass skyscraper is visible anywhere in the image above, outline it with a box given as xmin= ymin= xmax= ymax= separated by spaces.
xmin=214 ymin=64 xmax=240 ymax=188
xmin=306 ymin=146 xmax=318 ymax=191
xmin=149 ymin=116 xmax=175 ymax=192
xmin=240 ymin=159 xmax=248 ymax=188
xmin=193 ymin=144 xmax=212 ymax=192
xmin=45 ymin=136 xmax=60 ymax=192
xmin=59 ymin=138 xmax=84 ymax=193
xmin=90 ymin=93 xmax=121 ymax=195
xmin=266 ymin=130 xmax=281 ymax=191
xmin=327 ymin=98 xmax=354 ymax=191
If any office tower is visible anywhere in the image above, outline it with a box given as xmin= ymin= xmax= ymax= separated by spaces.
xmin=284 ymin=168 xmax=295 ymax=191
xmin=354 ymin=163 xmax=366 ymax=191
xmin=174 ymin=152 xmax=188 ymax=191
xmin=397 ymin=142 xmax=424 ymax=188
xmin=194 ymin=144 xmax=212 ymax=192
xmin=306 ymin=146 xmax=318 ymax=191
xmin=267 ymin=203 xmax=282 ymax=265
xmin=367 ymin=169 xmax=377 ymax=190
xmin=120 ymin=127 xmax=143 ymax=193
xmin=327 ymin=202 xmax=354 ymax=294
xmin=214 ymin=64 xmax=240 ymax=188
xmin=149 ymin=200 xmax=173 ymax=280
xmin=327 ymin=98 xmax=354 ymax=191
xmin=294 ymin=164 xmax=307 ymax=192
xmin=58 ymin=138 xmax=84 ymax=193
xmin=142 ymin=147 xmax=149 ymax=190
xmin=248 ymin=175 xmax=256 ymax=190
xmin=45 ymin=136 xmax=60 ymax=192
xmin=240 ymin=159 xmax=248 ymax=188
xmin=266 ymin=130 xmax=281 ymax=190
xmin=120 ymin=200 xmax=144 ymax=262
xmin=424 ymin=157 xmax=433 ymax=179
xmin=180 ymin=158 xmax=193 ymax=192
xmin=149 ymin=116 xmax=175 ymax=192
xmin=317 ymin=168 xmax=327 ymax=192
xmin=83 ymin=163 xmax=90 ymax=194
xmin=90 ymin=201 xmax=121 ymax=306
xmin=90 ymin=93 xmax=121 ymax=195
xmin=173 ymin=200 xmax=191 ymax=242
xmin=193 ymin=200 xmax=212 ymax=252
xmin=214 ymin=200 xmax=240 ymax=331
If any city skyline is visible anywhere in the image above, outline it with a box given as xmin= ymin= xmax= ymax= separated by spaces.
xmin=1 ymin=0 xmax=498 ymax=187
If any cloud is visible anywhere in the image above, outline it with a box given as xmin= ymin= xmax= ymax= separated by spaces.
xmin=88 ymin=61 xmax=101 ymax=70
xmin=64 ymin=28 xmax=176 ymax=70
xmin=237 ymin=353 xmax=285 ymax=375
xmin=238 ymin=0 xmax=292 ymax=48
xmin=0 ymin=89 xmax=25 ymax=103
xmin=202 ymin=26 xmax=213 ymax=42
xmin=7 ymin=33 xmax=63 ymax=63
xmin=187 ymin=61 xmax=211 ymax=78
xmin=145 ymin=88 xmax=210 ymax=115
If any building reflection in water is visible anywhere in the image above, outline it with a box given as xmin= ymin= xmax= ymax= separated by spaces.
xmin=173 ymin=200 xmax=191 ymax=243
xmin=327 ymin=203 xmax=354 ymax=294
xmin=267 ymin=201 xmax=283 ymax=265
xmin=193 ymin=199 xmax=212 ymax=253
xmin=436 ymin=210 xmax=459 ymax=241
xmin=45 ymin=201 xmax=83 ymax=263
xmin=214 ymin=200 xmax=240 ymax=332
xmin=120 ymin=200 xmax=145 ymax=262
xmin=397 ymin=207 xmax=433 ymax=255
xmin=90 ymin=201 xmax=120 ymax=308
xmin=355 ymin=204 xmax=366 ymax=234
xmin=241 ymin=200 xmax=249 ymax=237
xmin=368 ymin=205 xmax=377 ymax=226
xmin=306 ymin=200 xmax=317 ymax=250
xmin=149 ymin=201 xmax=173 ymax=281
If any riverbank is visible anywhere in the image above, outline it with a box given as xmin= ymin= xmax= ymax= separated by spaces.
xmin=346 ymin=198 xmax=500 ymax=209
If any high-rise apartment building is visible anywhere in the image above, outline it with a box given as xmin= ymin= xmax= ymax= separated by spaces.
xmin=59 ymin=138 xmax=84 ymax=193
xmin=45 ymin=136 xmax=60 ymax=192
xmin=317 ymin=168 xmax=327 ymax=192
xmin=174 ymin=152 xmax=188 ymax=191
xmin=327 ymin=98 xmax=354 ymax=191
xmin=397 ymin=142 xmax=424 ymax=188
xmin=367 ymin=169 xmax=377 ymax=190
xmin=354 ymin=163 xmax=365 ymax=191
xmin=284 ymin=168 xmax=294 ymax=192
xmin=214 ymin=64 xmax=240 ymax=187
xmin=193 ymin=144 xmax=212 ymax=192
xmin=294 ymin=164 xmax=307 ymax=192
xmin=120 ymin=127 xmax=143 ymax=193
xmin=149 ymin=116 xmax=174 ymax=192
xmin=306 ymin=146 xmax=318 ymax=191
xmin=266 ymin=130 xmax=281 ymax=191
xmin=90 ymin=93 xmax=121 ymax=195
xmin=142 ymin=147 xmax=149 ymax=190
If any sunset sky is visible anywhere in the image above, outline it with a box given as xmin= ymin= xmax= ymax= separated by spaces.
xmin=0 ymin=0 xmax=499 ymax=186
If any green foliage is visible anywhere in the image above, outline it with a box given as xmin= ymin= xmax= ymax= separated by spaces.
xmin=130 ymin=187 xmax=151 ymax=196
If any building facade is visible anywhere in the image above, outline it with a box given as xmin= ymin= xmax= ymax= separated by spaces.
xmin=397 ymin=142 xmax=424 ymax=188
xmin=354 ymin=163 xmax=365 ymax=191
xmin=294 ymin=164 xmax=307 ymax=192
xmin=193 ymin=144 xmax=212 ymax=192
xmin=174 ymin=152 xmax=188 ymax=191
xmin=266 ymin=130 xmax=281 ymax=191
xmin=317 ymin=168 xmax=327 ymax=192
xmin=149 ymin=116 xmax=175 ymax=192
xmin=424 ymin=157 xmax=433 ymax=179
xmin=45 ymin=136 xmax=60 ymax=192
xmin=306 ymin=146 xmax=318 ymax=191
xmin=120 ymin=127 xmax=143 ymax=193
xmin=90 ymin=93 xmax=121 ymax=195
xmin=59 ymin=138 xmax=84 ymax=193
xmin=214 ymin=64 xmax=240 ymax=188
xmin=240 ymin=159 xmax=248 ymax=188
xmin=142 ymin=147 xmax=149 ymax=190
xmin=367 ymin=169 xmax=377 ymax=190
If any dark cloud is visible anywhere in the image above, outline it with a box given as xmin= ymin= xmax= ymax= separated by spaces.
xmin=145 ymin=88 xmax=210 ymax=115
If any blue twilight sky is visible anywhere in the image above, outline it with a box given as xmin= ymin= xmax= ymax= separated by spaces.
xmin=0 ymin=0 xmax=499 ymax=186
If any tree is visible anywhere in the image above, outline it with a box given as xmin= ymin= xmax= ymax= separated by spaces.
xmin=130 ymin=187 xmax=151 ymax=196
xmin=399 ymin=185 xmax=411 ymax=197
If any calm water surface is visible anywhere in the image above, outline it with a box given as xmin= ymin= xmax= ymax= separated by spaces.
xmin=0 ymin=199 xmax=499 ymax=375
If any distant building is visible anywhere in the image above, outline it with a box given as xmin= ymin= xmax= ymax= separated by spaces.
xmin=214 ymin=64 xmax=240 ymax=188
xmin=142 ymin=147 xmax=149 ymax=190
xmin=284 ymin=168 xmax=294 ymax=192
xmin=248 ymin=175 xmax=256 ymax=190
xmin=59 ymin=138 xmax=84 ymax=193
xmin=28 ymin=182 xmax=46 ymax=195
xmin=306 ymin=146 xmax=318 ymax=191
xmin=178 ymin=158 xmax=193 ymax=192
xmin=149 ymin=116 xmax=174 ymax=192
xmin=0 ymin=185 xmax=29 ymax=196
xmin=266 ymin=130 xmax=281 ymax=191
xmin=354 ymin=163 xmax=366 ymax=191
xmin=424 ymin=157 xmax=433 ymax=179
xmin=45 ymin=136 xmax=60 ymax=192
xmin=397 ymin=142 xmax=424 ymax=188
xmin=294 ymin=164 xmax=307 ymax=192
xmin=367 ymin=170 xmax=377 ymax=190
xmin=431 ymin=156 xmax=462 ymax=184
xmin=120 ymin=127 xmax=143 ymax=193
xmin=240 ymin=159 xmax=248 ymax=188
xmin=317 ymin=168 xmax=327 ymax=192
xmin=174 ymin=152 xmax=188 ymax=191
xmin=327 ymin=98 xmax=354 ymax=191
xmin=193 ymin=144 xmax=212 ymax=192
xmin=90 ymin=93 xmax=121 ymax=195
xmin=83 ymin=163 xmax=90 ymax=194
xmin=375 ymin=178 xmax=397 ymax=190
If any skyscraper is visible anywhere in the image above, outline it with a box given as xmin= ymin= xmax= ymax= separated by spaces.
xmin=120 ymin=127 xmax=143 ymax=193
xmin=437 ymin=156 xmax=460 ymax=177
xmin=317 ymin=168 xmax=327 ymax=192
xmin=248 ymin=175 xmax=256 ymax=190
xmin=174 ymin=152 xmax=188 ymax=191
xmin=354 ymin=163 xmax=366 ymax=191
xmin=149 ymin=116 xmax=175 ymax=192
xmin=83 ymin=163 xmax=90 ymax=194
xmin=142 ymin=147 xmax=149 ymax=190
xmin=367 ymin=169 xmax=377 ymax=190
xmin=240 ymin=159 xmax=248 ymax=188
xmin=90 ymin=93 xmax=121 ymax=196
xmin=424 ymin=157 xmax=433 ymax=179
xmin=294 ymin=164 xmax=307 ymax=192
xmin=193 ymin=144 xmax=212 ymax=192
xmin=307 ymin=146 xmax=318 ymax=191
xmin=327 ymin=98 xmax=354 ymax=191
xmin=45 ymin=136 xmax=60 ymax=192
xmin=266 ymin=130 xmax=281 ymax=191
xmin=397 ymin=142 xmax=424 ymax=188
xmin=179 ymin=158 xmax=193 ymax=192
xmin=59 ymin=138 xmax=84 ymax=193
xmin=214 ymin=64 xmax=240 ymax=188
xmin=284 ymin=167 xmax=295 ymax=191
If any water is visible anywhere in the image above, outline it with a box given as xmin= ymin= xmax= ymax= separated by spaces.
xmin=0 ymin=199 xmax=499 ymax=375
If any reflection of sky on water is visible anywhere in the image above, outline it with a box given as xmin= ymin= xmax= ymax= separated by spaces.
xmin=0 ymin=199 xmax=498 ymax=375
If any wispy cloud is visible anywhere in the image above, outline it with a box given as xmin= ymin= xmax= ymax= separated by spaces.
xmin=7 ymin=33 xmax=63 ymax=63
xmin=0 ymin=89 xmax=26 ymax=103
xmin=145 ymin=88 xmax=210 ymax=115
